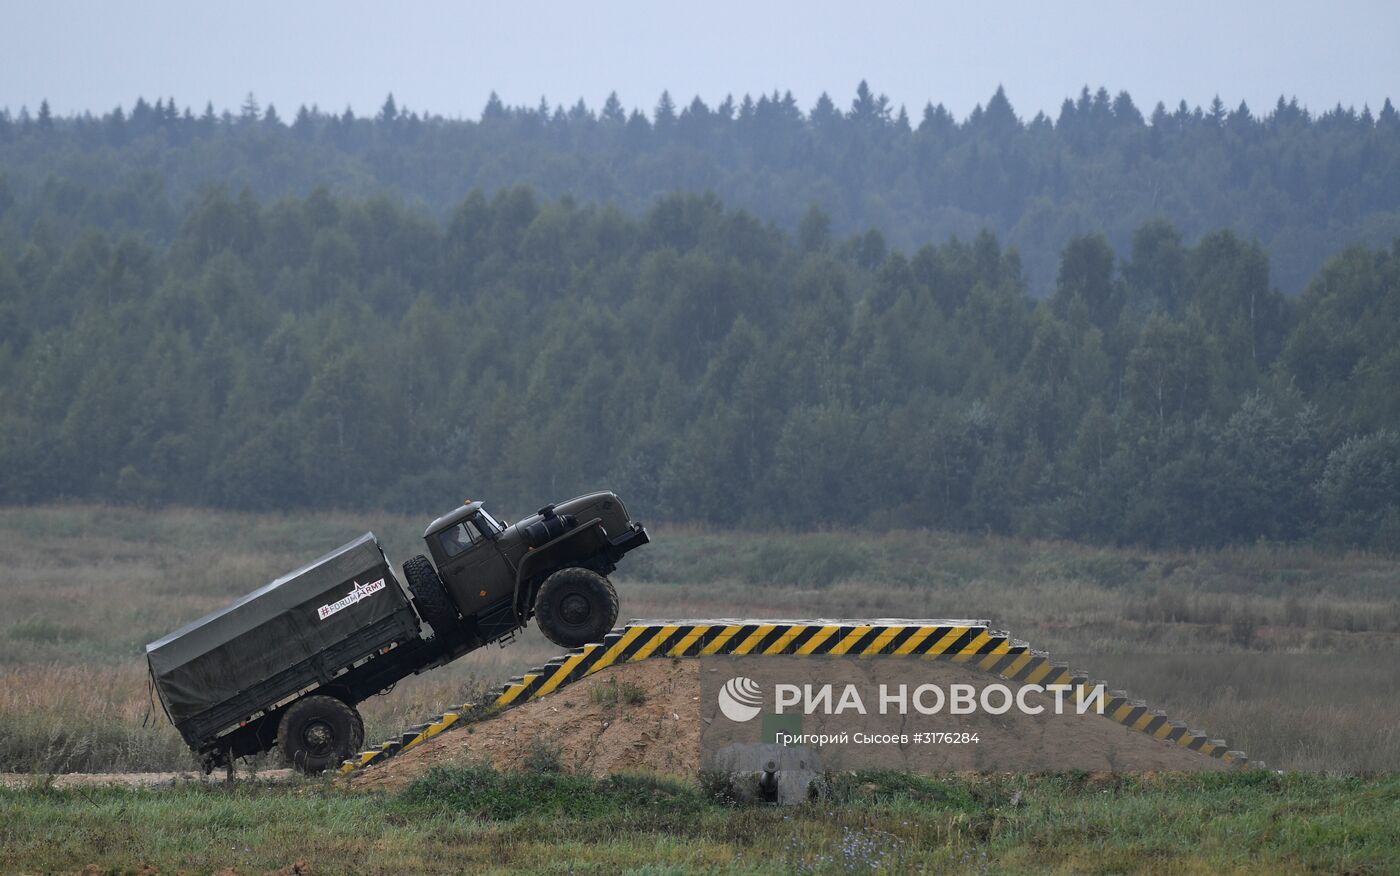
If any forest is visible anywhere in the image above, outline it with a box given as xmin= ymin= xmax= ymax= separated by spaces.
xmin=1 ymin=83 xmax=1399 ymax=294
xmin=0 ymin=177 xmax=1396 ymax=550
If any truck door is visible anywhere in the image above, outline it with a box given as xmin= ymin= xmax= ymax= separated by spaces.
xmin=435 ymin=515 xmax=515 ymax=616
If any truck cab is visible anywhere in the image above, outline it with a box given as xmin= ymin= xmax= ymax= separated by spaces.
xmin=407 ymin=491 xmax=649 ymax=653
xmin=424 ymin=502 xmax=516 ymax=618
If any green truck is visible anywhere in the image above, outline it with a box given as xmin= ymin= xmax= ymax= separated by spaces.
xmin=147 ymin=491 xmax=648 ymax=773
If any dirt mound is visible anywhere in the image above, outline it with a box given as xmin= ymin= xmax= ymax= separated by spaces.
xmin=351 ymin=656 xmax=1227 ymax=792
xmin=353 ymin=659 xmax=700 ymax=792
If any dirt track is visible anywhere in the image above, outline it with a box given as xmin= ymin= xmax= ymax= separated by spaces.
xmin=0 ymin=769 xmax=294 ymax=789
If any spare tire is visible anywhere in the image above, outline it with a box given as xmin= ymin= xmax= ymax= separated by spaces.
xmin=534 ymin=567 xmax=618 ymax=648
xmin=277 ymin=695 xmax=364 ymax=774
xmin=403 ymin=554 xmax=458 ymax=637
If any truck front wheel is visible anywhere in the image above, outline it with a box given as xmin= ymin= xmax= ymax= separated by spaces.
xmin=534 ymin=567 xmax=618 ymax=648
xmin=277 ymin=695 xmax=364 ymax=774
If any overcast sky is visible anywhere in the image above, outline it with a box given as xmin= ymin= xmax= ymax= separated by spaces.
xmin=4 ymin=1 xmax=1397 ymax=122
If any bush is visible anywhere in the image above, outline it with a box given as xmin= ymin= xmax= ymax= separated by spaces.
xmin=1316 ymin=430 xmax=1400 ymax=551
xmin=1230 ymin=614 xmax=1259 ymax=649
xmin=697 ymin=769 xmax=737 ymax=803
xmin=522 ymin=738 xmax=562 ymax=774
xmin=590 ymin=679 xmax=648 ymax=707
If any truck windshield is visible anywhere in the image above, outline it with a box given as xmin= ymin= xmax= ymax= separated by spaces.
xmin=476 ymin=509 xmax=503 ymax=534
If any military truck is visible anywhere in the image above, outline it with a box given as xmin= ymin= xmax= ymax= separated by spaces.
xmin=146 ymin=491 xmax=648 ymax=773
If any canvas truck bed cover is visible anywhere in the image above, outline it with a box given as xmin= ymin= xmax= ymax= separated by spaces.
xmin=145 ymin=532 xmax=414 ymax=729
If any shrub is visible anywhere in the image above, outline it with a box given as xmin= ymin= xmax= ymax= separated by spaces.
xmin=522 ymin=738 xmax=562 ymax=774
xmin=590 ymin=679 xmax=648 ymax=706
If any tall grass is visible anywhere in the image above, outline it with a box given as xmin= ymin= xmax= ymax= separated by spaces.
xmin=0 ymin=666 xmax=191 ymax=772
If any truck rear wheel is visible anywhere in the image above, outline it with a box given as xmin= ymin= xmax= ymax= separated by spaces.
xmin=403 ymin=554 xmax=458 ymax=637
xmin=534 ymin=567 xmax=618 ymax=648
xmin=277 ymin=695 xmax=364 ymax=774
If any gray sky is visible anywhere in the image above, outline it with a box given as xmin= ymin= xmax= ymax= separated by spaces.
xmin=4 ymin=1 xmax=1397 ymax=121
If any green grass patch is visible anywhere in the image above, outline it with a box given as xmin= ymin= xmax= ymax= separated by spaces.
xmin=395 ymin=765 xmax=707 ymax=821
xmin=2 ymin=770 xmax=1399 ymax=874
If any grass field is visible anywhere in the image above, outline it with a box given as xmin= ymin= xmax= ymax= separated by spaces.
xmin=3 ymin=767 xmax=1398 ymax=875
xmin=1 ymin=504 xmax=1398 ymax=873
xmin=2 ymin=504 xmax=1397 ymax=774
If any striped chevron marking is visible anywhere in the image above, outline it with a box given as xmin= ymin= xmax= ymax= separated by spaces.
xmin=339 ymin=619 xmax=1250 ymax=774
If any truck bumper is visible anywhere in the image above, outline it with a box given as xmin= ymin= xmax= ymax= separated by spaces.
xmin=609 ymin=522 xmax=650 ymax=559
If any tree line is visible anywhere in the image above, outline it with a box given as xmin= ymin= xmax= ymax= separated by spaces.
xmin=1 ymin=82 xmax=1398 ymax=295
xmin=0 ymin=184 xmax=1396 ymax=550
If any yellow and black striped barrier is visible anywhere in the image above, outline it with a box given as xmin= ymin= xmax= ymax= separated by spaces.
xmin=340 ymin=619 xmax=1250 ymax=774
